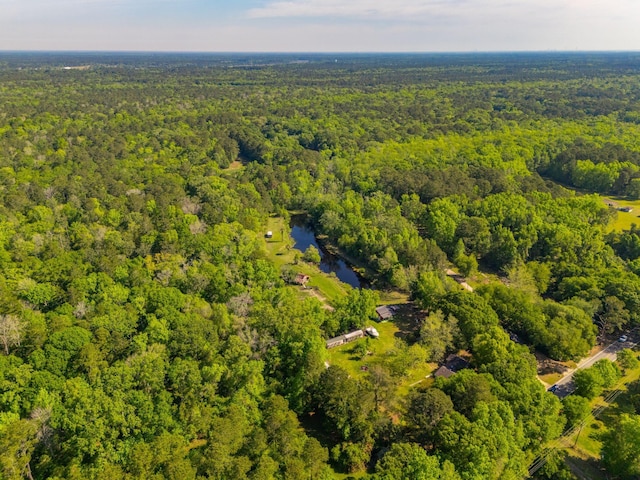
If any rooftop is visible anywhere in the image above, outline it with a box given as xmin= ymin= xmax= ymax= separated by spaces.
xmin=375 ymin=305 xmax=395 ymax=320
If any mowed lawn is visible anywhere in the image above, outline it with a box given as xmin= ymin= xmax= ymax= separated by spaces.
xmin=326 ymin=320 xmax=435 ymax=393
xmin=602 ymin=196 xmax=640 ymax=232
xmin=326 ymin=321 xmax=401 ymax=378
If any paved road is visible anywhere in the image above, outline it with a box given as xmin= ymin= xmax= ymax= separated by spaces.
xmin=551 ymin=333 xmax=638 ymax=399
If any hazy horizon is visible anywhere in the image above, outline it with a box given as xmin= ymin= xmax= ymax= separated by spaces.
xmin=1 ymin=0 xmax=639 ymax=52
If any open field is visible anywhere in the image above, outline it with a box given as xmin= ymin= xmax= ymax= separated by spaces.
xmin=541 ymin=179 xmax=640 ymax=233
xmin=378 ymin=289 xmax=410 ymax=304
xmin=326 ymin=313 xmax=435 ymax=396
xmin=601 ymin=196 xmax=640 ymax=232
xmin=326 ymin=321 xmax=401 ymax=378
xmin=226 ymin=160 xmax=244 ymax=171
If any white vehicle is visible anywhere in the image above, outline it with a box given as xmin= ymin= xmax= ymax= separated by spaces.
xmin=365 ymin=326 xmax=380 ymax=338
xmin=618 ymin=335 xmax=628 ymax=343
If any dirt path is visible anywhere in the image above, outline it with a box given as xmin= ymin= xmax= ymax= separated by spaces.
xmin=304 ymin=288 xmax=335 ymax=310
xmin=445 ymin=269 xmax=474 ymax=292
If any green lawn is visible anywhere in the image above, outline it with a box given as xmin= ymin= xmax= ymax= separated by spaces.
xmin=539 ymin=372 xmax=563 ymax=386
xmin=326 ymin=321 xmax=401 ymax=378
xmin=602 ymin=196 xmax=640 ymax=232
xmin=378 ymin=290 xmax=410 ymax=304
xmin=226 ymin=160 xmax=244 ymax=171
xmin=326 ymin=317 xmax=435 ymax=397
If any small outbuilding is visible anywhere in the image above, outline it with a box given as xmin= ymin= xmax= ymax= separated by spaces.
xmin=375 ymin=306 xmax=395 ymax=321
xmin=265 ymin=231 xmax=273 ymax=238
xmin=294 ymin=274 xmax=310 ymax=286
xmin=433 ymin=354 xmax=470 ymax=378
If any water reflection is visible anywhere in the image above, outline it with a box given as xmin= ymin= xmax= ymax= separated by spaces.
xmin=289 ymin=218 xmax=365 ymax=289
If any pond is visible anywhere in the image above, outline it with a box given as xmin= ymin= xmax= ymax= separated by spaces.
xmin=289 ymin=217 xmax=366 ymax=289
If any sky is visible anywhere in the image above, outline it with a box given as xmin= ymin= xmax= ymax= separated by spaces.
xmin=1 ymin=0 xmax=639 ymax=52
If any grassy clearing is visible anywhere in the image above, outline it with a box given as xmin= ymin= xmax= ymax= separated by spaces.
xmin=226 ymin=160 xmax=244 ymax=171
xmin=569 ymin=415 xmax=605 ymax=458
xmin=397 ymin=367 xmax=436 ymax=397
xmin=264 ymin=216 xmax=350 ymax=304
xmin=466 ymin=270 xmax=503 ymax=289
xmin=326 ymin=321 xmax=400 ymax=378
xmin=326 ymin=311 xmax=434 ymax=397
xmin=539 ymin=372 xmax=563 ymax=386
xmin=602 ymin=196 xmax=640 ymax=232
xmin=378 ymin=290 xmax=410 ymax=304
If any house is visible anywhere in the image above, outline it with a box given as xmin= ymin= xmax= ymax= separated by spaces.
xmin=375 ymin=305 xmax=395 ymax=321
xmin=326 ymin=329 xmax=366 ymax=349
xmin=433 ymin=354 xmax=469 ymax=378
xmin=294 ymin=274 xmax=310 ymax=286
xmin=326 ymin=336 xmax=347 ymax=349
xmin=344 ymin=330 xmax=365 ymax=342
xmin=444 ymin=354 xmax=469 ymax=372
xmin=433 ymin=366 xmax=455 ymax=378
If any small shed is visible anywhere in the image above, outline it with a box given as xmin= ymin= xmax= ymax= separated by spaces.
xmin=375 ymin=305 xmax=395 ymax=321
xmin=294 ymin=274 xmax=310 ymax=286
xmin=265 ymin=231 xmax=273 ymax=238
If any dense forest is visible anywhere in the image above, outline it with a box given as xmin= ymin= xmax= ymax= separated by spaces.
xmin=1 ymin=52 xmax=640 ymax=479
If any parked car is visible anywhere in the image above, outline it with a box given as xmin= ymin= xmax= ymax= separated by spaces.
xmin=618 ymin=335 xmax=628 ymax=343
xmin=548 ymin=385 xmax=558 ymax=393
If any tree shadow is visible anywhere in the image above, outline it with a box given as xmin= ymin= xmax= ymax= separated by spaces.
xmin=565 ymin=454 xmax=608 ymax=480
xmin=391 ymin=303 xmax=422 ymax=343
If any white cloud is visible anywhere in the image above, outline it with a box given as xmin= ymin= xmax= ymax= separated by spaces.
xmin=248 ymin=0 xmax=465 ymax=19
xmin=248 ymin=0 xmax=637 ymax=22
